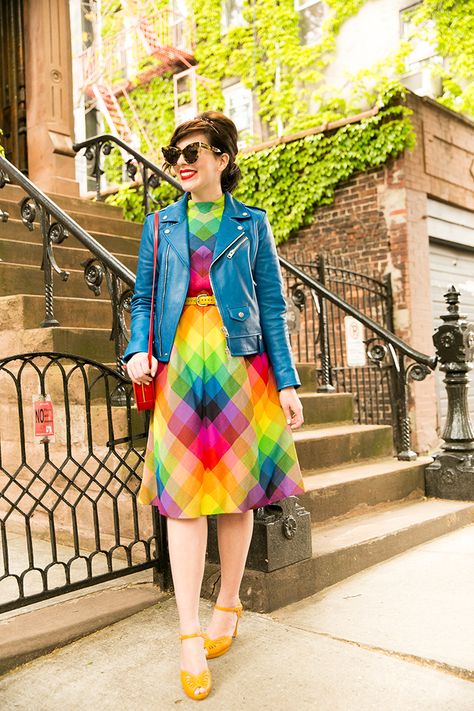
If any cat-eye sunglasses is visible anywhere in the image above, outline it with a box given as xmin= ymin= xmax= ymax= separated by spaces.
xmin=161 ymin=141 xmax=222 ymax=166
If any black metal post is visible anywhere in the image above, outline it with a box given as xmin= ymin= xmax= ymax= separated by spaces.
xmin=425 ymin=286 xmax=474 ymax=500
xmin=316 ymin=255 xmax=335 ymax=393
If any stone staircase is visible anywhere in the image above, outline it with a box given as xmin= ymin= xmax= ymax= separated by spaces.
xmin=2 ymin=184 xmax=473 ymax=615
xmin=206 ymin=371 xmax=474 ymax=611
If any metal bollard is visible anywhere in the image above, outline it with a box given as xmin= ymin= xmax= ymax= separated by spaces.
xmin=425 ymin=286 xmax=474 ymax=500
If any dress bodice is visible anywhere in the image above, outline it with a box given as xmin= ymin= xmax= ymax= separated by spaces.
xmin=186 ymin=193 xmax=225 ymax=297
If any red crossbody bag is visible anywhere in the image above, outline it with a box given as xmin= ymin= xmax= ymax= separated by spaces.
xmin=132 ymin=211 xmax=159 ymax=411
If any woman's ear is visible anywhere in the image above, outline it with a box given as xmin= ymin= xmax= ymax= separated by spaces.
xmin=219 ymin=152 xmax=230 ymax=172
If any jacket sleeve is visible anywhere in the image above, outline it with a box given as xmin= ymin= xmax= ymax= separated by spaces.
xmin=253 ymin=211 xmax=301 ymax=391
xmin=122 ymin=213 xmax=156 ymax=363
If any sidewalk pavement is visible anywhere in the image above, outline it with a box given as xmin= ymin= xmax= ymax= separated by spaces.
xmin=1 ymin=524 xmax=473 ymax=711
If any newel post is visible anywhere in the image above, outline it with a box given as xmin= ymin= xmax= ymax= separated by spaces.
xmin=425 ymin=286 xmax=474 ymax=500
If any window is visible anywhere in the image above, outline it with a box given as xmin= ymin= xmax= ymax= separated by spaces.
xmin=400 ymin=3 xmax=442 ymax=98
xmin=173 ymin=67 xmax=198 ymax=126
xmin=294 ymin=0 xmax=325 ymax=46
xmin=223 ymin=82 xmax=253 ymax=148
xmin=221 ymin=0 xmax=246 ymax=34
xmin=400 ymin=3 xmax=438 ymax=72
xmin=169 ymin=0 xmax=189 ymax=49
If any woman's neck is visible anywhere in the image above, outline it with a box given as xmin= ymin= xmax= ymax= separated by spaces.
xmin=189 ymin=187 xmax=223 ymax=202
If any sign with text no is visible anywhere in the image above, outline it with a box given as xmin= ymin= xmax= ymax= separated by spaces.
xmin=34 ymin=398 xmax=55 ymax=438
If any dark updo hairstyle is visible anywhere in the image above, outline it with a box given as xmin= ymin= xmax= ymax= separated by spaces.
xmin=164 ymin=110 xmax=242 ymax=193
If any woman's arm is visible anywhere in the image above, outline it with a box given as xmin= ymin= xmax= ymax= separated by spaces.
xmin=253 ymin=211 xmax=301 ymax=392
xmin=122 ymin=213 xmax=156 ymax=363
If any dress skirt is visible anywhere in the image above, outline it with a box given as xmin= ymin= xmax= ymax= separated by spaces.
xmin=138 ymin=299 xmax=306 ymax=518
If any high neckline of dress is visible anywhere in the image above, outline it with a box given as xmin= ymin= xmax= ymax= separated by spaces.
xmin=187 ymin=193 xmax=225 ymax=213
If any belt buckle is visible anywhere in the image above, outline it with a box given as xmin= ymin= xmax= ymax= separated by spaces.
xmin=196 ymin=293 xmax=208 ymax=307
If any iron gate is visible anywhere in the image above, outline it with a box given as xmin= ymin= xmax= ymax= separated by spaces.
xmin=0 ymin=352 xmax=171 ymax=614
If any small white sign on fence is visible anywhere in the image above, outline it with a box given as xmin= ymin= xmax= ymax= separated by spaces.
xmin=344 ymin=316 xmax=367 ymax=367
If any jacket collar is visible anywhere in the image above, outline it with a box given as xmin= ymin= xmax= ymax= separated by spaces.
xmin=159 ymin=191 xmax=252 ymax=268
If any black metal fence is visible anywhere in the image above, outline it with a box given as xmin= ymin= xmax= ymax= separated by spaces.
xmin=280 ymin=255 xmax=436 ymax=459
xmin=283 ymin=252 xmax=395 ymax=427
xmin=0 ymin=352 xmax=171 ymax=614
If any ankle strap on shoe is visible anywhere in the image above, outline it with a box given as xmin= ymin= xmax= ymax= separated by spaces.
xmin=214 ymin=603 xmax=243 ymax=613
xmin=179 ymin=631 xmax=204 ymax=640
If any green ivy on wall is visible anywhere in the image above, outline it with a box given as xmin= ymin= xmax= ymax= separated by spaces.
xmin=235 ymin=85 xmax=415 ymax=244
xmin=106 ymin=84 xmax=414 ymax=246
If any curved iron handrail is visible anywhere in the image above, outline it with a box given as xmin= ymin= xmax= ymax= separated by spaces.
xmin=0 ymin=154 xmax=135 ymax=287
xmin=280 ymin=255 xmax=437 ymax=371
xmin=72 ymin=132 xmax=182 ymax=212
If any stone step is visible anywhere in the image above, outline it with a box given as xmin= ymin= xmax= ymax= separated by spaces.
xmin=295 ymin=363 xmax=318 ymax=390
xmin=0 ymin=237 xmax=138 ymax=272
xmin=0 ymin=263 xmax=113 ymax=300
xmin=0 ymin=218 xmax=141 ymax=255
xmin=203 ymin=498 xmax=474 ymax=612
xmin=299 ymin=456 xmax=432 ymax=521
xmin=293 ymin=422 xmax=394 ymax=469
xmin=0 ymin=183 xmax=125 ymax=219
xmin=0 ymin=326 xmax=116 ymax=361
xmin=297 ymin=391 xmax=354 ymax=425
xmin=0 ymin=294 xmax=114 ymax=330
xmin=0 ymin=207 xmax=141 ymax=241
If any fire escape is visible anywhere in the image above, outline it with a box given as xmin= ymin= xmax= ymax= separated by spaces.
xmin=78 ymin=0 xmax=198 ymax=154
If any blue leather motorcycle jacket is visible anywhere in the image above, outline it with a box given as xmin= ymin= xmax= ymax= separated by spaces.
xmin=122 ymin=190 xmax=301 ymax=391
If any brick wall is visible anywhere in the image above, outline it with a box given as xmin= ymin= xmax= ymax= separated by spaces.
xmin=278 ymin=158 xmax=410 ymax=340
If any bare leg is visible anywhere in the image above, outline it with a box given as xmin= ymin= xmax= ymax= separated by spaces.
xmin=206 ymin=510 xmax=254 ymax=638
xmin=167 ymin=515 xmax=209 ymax=693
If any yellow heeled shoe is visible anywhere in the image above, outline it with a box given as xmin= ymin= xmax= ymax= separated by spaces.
xmin=203 ymin=602 xmax=243 ymax=659
xmin=179 ymin=631 xmax=212 ymax=701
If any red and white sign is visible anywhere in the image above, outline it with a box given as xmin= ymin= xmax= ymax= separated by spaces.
xmin=34 ymin=399 xmax=55 ymax=437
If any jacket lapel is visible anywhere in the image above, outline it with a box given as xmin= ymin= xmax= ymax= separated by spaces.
xmin=212 ymin=192 xmax=252 ymax=264
xmin=159 ymin=191 xmax=252 ymax=268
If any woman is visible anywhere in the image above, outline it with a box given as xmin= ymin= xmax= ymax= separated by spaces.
xmin=123 ymin=111 xmax=305 ymax=701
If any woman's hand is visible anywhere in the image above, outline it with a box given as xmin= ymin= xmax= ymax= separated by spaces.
xmin=279 ymin=387 xmax=304 ymax=429
xmin=124 ymin=352 xmax=158 ymax=385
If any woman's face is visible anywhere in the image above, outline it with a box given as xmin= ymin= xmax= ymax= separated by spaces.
xmin=171 ymin=131 xmax=229 ymax=199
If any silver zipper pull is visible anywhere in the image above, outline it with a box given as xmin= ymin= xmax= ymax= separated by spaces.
xmin=227 ymin=235 xmax=248 ymax=258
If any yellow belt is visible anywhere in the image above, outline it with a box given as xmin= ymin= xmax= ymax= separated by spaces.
xmin=184 ymin=294 xmax=216 ymax=306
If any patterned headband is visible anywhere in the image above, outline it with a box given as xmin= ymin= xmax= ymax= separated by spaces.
xmin=200 ymin=116 xmax=219 ymax=132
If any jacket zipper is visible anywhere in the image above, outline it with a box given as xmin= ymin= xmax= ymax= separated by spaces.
xmin=158 ymin=243 xmax=170 ymax=356
xmin=210 ymin=232 xmax=249 ymax=358
xmin=212 ymin=232 xmax=248 ymax=264
xmin=226 ymin=235 xmax=248 ymax=258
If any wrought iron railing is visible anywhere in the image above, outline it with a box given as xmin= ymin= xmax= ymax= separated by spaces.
xmin=281 ymin=256 xmax=437 ymax=459
xmin=284 ymin=253 xmax=394 ymax=427
xmin=72 ymin=132 xmax=182 ymax=212
xmin=0 ymin=151 xmax=178 ymax=386
xmin=0 ymin=351 xmax=172 ymax=613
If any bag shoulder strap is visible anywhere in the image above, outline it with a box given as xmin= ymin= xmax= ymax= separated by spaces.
xmin=147 ymin=212 xmax=159 ymax=368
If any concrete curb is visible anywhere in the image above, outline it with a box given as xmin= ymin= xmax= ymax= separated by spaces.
xmin=0 ymin=584 xmax=169 ymax=676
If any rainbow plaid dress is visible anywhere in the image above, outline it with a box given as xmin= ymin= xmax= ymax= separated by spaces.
xmin=138 ymin=193 xmax=306 ymax=518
